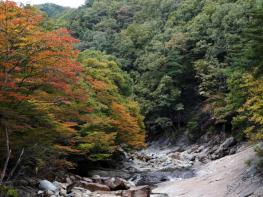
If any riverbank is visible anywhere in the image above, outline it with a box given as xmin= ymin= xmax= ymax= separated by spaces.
xmin=9 ymin=135 xmax=263 ymax=196
xmin=154 ymin=146 xmax=263 ymax=197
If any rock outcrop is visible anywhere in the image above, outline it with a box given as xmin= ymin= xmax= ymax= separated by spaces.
xmin=153 ymin=146 xmax=263 ymax=197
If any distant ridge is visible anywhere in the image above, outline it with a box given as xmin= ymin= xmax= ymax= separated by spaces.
xmin=36 ymin=3 xmax=74 ymax=18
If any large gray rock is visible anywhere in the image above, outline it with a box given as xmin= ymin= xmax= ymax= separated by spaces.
xmin=83 ymin=177 xmax=92 ymax=183
xmin=66 ymin=177 xmax=72 ymax=184
xmin=211 ymin=137 xmax=237 ymax=160
xmin=39 ymin=180 xmax=57 ymax=192
xmin=221 ymin=137 xmax=236 ymax=149
xmin=104 ymin=177 xmax=130 ymax=190
xmin=92 ymin=175 xmax=102 ymax=184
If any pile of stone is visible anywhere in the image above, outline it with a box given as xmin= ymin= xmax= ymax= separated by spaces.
xmin=129 ymin=136 xmax=239 ymax=173
xmin=37 ymin=174 xmax=152 ymax=197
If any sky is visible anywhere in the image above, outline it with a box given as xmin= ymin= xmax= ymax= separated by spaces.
xmin=14 ymin=0 xmax=85 ymax=8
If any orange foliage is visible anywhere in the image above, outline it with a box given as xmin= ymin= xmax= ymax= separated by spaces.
xmin=0 ymin=1 xmax=83 ymax=103
xmin=0 ymin=1 xmax=90 ymax=169
xmin=88 ymin=77 xmax=109 ymax=91
xmin=54 ymin=144 xmax=81 ymax=154
xmin=111 ymin=102 xmax=145 ymax=149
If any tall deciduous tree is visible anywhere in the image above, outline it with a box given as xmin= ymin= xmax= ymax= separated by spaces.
xmin=0 ymin=1 xmax=86 ymax=176
xmin=77 ymin=50 xmax=145 ymax=160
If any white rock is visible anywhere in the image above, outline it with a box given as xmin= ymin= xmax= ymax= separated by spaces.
xmin=60 ymin=189 xmax=67 ymax=197
xmin=37 ymin=190 xmax=44 ymax=195
xmin=66 ymin=177 xmax=72 ymax=184
xmin=39 ymin=180 xmax=57 ymax=192
xmin=47 ymin=190 xmax=54 ymax=195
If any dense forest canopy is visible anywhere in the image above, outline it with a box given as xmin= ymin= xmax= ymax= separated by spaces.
xmin=0 ymin=0 xmax=262 ymax=185
xmin=65 ymin=0 xmax=262 ymax=142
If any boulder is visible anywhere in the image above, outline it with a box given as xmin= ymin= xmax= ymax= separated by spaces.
xmin=122 ymin=186 xmax=151 ymax=197
xmin=195 ymin=146 xmax=205 ymax=153
xmin=39 ymin=180 xmax=57 ymax=192
xmin=221 ymin=137 xmax=236 ymax=149
xmin=66 ymin=177 xmax=72 ymax=184
xmin=92 ymin=174 xmax=102 ymax=184
xmin=229 ymin=147 xmax=237 ymax=155
xmin=188 ymin=154 xmax=196 ymax=161
xmin=69 ymin=175 xmax=76 ymax=182
xmin=75 ymin=175 xmax=82 ymax=180
xmin=197 ymin=152 xmax=208 ymax=163
xmin=59 ymin=188 xmax=67 ymax=197
xmin=83 ymin=177 xmax=93 ymax=183
xmin=37 ymin=191 xmax=44 ymax=195
xmin=46 ymin=190 xmax=54 ymax=195
xmin=211 ymin=137 xmax=237 ymax=160
xmin=104 ymin=177 xmax=130 ymax=190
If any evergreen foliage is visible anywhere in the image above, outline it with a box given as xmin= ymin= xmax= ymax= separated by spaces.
xmin=66 ymin=0 xmax=262 ymax=142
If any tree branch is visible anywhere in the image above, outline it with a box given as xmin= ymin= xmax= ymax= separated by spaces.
xmin=7 ymin=148 xmax=24 ymax=181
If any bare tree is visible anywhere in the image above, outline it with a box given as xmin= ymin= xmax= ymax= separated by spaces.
xmin=0 ymin=127 xmax=11 ymax=184
xmin=0 ymin=126 xmax=24 ymax=184
xmin=7 ymin=148 xmax=24 ymax=181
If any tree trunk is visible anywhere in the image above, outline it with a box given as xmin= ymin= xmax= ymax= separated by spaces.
xmin=0 ymin=127 xmax=11 ymax=184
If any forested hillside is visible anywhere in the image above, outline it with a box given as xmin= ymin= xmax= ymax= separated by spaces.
xmin=67 ymin=0 xmax=262 ymax=142
xmin=37 ymin=3 xmax=75 ymax=29
xmin=0 ymin=0 xmax=262 ymax=196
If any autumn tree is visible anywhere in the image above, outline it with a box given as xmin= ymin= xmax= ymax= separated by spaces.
xmin=0 ymin=1 xmax=86 ymax=179
xmin=77 ymin=50 xmax=145 ymax=160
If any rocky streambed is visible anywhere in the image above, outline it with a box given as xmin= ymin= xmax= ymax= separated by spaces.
xmin=14 ymin=134 xmax=260 ymax=197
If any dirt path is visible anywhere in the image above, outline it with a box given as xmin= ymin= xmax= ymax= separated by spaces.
xmin=153 ymin=146 xmax=263 ymax=197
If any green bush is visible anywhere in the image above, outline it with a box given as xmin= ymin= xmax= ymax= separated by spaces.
xmin=0 ymin=186 xmax=18 ymax=197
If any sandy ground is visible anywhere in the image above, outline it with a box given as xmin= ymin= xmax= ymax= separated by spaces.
xmin=153 ymin=146 xmax=263 ymax=197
